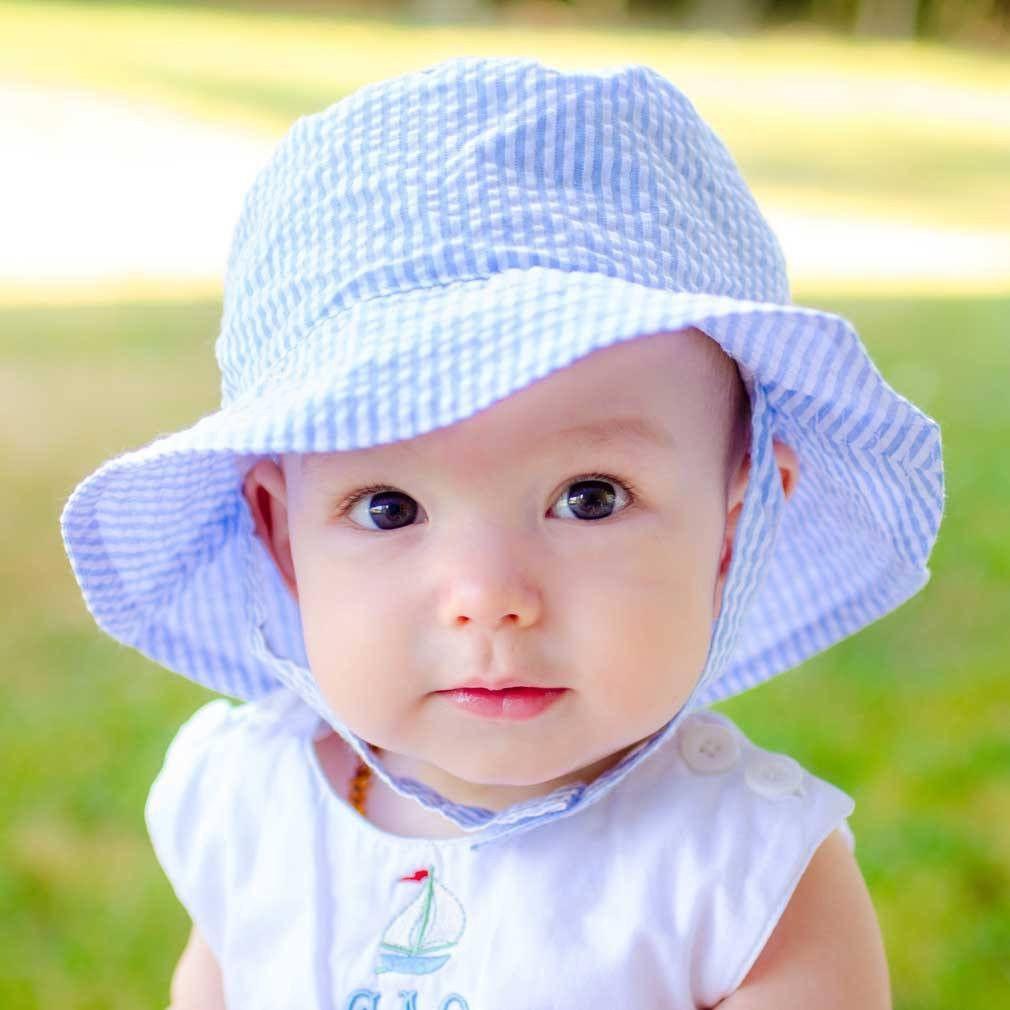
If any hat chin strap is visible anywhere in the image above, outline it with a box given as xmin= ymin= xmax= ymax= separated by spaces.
xmin=242 ymin=510 xmax=398 ymax=788
xmin=241 ymin=381 xmax=783 ymax=831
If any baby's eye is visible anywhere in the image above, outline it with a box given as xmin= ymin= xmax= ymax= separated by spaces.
xmin=345 ymin=487 xmax=422 ymax=531
xmin=341 ymin=473 xmax=636 ymax=532
xmin=550 ymin=474 xmax=635 ymax=522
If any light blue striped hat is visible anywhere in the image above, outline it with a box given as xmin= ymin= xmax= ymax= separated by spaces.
xmin=60 ymin=56 xmax=944 ymax=847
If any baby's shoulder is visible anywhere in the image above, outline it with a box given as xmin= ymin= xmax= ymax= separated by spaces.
xmin=145 ymin=691 xmax=314 ymax=843
xmin=144 ymin=692 xmax=316 ymax=955
xmin=160 ymin=689 xmax=314 ymax=759
xmin=627 ymin=711 xmax=858 ymax=1006
xmin=619 ymin=708 xmax=856 ymax=853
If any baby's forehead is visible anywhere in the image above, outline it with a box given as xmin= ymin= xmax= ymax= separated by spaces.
xmin=290 ymin=415 xmax=672 ymax=474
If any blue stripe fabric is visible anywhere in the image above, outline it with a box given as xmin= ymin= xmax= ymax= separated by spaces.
xmin=59 ymin=57 xmax=944 ymax=847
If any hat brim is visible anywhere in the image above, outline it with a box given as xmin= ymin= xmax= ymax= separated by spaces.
xmin=61 ymin=267 xmax=944 ymax=703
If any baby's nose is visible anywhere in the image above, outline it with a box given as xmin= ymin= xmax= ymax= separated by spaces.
xmin=432 ymin=523 xmax=544 ymax=630
xmin=437 ymin=569 xmax=542 ymax=631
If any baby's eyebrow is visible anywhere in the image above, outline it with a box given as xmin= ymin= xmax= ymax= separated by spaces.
xmin=552 ymin=416 xmax=675 ymax=452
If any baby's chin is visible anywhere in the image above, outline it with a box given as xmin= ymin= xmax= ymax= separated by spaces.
xmin=421 ymin=740 xmax=638 ymax=796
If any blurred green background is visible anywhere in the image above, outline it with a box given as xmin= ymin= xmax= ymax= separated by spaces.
xmin=2 ymin=0 xmax=1008 ymax=1008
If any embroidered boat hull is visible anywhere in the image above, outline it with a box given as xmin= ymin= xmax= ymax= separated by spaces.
xmin=375 ymin=951 xmax=451 ymax=975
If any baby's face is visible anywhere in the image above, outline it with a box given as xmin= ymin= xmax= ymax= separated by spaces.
xmin=244 ymin=328 xmax=769 ymax=806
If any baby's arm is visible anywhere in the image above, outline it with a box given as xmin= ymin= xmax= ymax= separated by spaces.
xmin=169 ymin=923 xmax=227 ymax=1010
xmin=711 ymin=829 xmax=891 ymax=1010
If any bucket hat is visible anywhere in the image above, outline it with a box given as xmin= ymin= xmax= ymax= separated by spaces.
xmin=60 ymin=56 xmax=944 ymax=847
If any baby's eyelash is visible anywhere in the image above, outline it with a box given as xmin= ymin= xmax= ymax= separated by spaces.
xmin=332 ymin=473 xmax=639 ymax=519
xmin=574 ymin=472 xmax=640 ymax=505
xmin=332 ymin=483 xmax=395 ymax=518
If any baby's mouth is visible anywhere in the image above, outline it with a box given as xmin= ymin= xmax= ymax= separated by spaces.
xmin=436 ymin=686 xmax=568 ymax=721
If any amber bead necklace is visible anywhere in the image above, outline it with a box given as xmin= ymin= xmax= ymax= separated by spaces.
xmin=348 ymin=750 xmax=378 ymax=815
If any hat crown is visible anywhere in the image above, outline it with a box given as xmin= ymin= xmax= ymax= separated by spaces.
xmin=216 ymin=57 xmax=789 ymax=405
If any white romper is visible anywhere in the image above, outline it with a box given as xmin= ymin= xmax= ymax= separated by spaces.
xmin=146 ymin=691 xmax=855 ymax=1010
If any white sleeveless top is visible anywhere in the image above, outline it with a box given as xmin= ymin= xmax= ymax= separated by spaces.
xmin=146 ymin=693 xmax=855 ymax=1010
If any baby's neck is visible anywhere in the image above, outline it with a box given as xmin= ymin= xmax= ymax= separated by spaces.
xmin=381 ymin=747 xmax=590 ymax=810
xmin=313 ymin=730 xmax=639 ymax=840
xmin=313 ymin=731 xmax=466 ymax=838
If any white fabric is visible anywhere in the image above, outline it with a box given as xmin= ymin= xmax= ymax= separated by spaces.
xmin=147 ymin=694 xmax=855 ymax=1009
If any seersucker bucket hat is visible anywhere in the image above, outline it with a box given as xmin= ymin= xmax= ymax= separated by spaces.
xmin=60 ymin=56 xmax=944 ymax=847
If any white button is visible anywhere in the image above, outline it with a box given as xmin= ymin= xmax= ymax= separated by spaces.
xmin=744 ymin=752 xmax=805 ymax=799
xmin=677 ymin=718 xmax=740 ymax=774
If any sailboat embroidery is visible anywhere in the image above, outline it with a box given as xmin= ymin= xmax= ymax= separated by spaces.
xmin=375 ymin=866 xmax=467 ymax=976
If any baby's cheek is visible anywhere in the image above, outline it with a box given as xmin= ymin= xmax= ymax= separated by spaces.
xmin=578 ymin=563 xmax=712 ymax=714
xmin=298 ymin=600 xmax=400 ymax=728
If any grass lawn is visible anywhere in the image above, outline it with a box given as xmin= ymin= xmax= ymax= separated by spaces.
xmin=2 ymin=3 xmax=1008 ymax=1008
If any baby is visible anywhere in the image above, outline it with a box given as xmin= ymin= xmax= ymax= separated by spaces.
xmin=60 ymin=57 xmax=944 ymax=1010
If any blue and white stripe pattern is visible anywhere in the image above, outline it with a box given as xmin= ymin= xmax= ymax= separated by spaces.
xmin=60 ymin=57 xmax=944 ymax=847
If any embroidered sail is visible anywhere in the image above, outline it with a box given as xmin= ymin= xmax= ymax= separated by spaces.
xmin=375 ymin=867 xmax=466 ymax=975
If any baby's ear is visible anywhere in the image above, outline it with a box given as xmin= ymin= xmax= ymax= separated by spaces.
xmin=712 ymin=439 xmax=799 ymax=621
xmin=242 ymin=458 xmax=298 ymax=600
xmin=773 ymin=439 xmax=800 ymax=501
